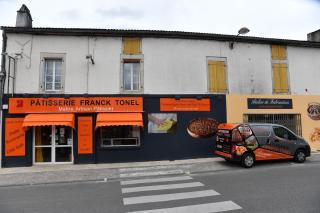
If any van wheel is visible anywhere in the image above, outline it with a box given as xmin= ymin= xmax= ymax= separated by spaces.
xmin=242 ymin=152 xmax=255 ymax=168
xmin=294 ymin=149 xmax=306 ymax=163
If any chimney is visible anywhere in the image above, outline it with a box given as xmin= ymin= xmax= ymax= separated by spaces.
xmin=307 ymin=29 xmax=320 ymax=42
xmin=15 ymin=4 xmax=33 ymax=28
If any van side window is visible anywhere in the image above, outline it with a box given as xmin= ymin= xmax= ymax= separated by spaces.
xmin=273 ymin=126 xmax=296 ymax=140
xmin=250 ymin=126 xmax=271 ymax=137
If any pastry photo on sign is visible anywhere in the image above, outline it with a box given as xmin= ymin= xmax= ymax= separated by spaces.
xmin=187 ymin=117 xmax=219 ymax=138
xmin=147 ymin=113 xmax=177 ymax=133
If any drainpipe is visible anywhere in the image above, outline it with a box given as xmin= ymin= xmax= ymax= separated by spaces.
xmin=0 ymin=30 xmax=7 ymax=167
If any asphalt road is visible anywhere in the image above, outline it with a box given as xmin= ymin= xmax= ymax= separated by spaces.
xmin=0 ymin=159 xmax=320 ymax=213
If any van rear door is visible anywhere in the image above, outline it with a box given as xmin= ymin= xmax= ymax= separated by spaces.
xmin=216 ymin=129 xmax=233 ymax=154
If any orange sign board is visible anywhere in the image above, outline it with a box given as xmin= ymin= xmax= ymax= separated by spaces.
xmin=5 ymin=118 xmax=25 ymax=157
xmin=78 ymin=117 xmax=93 ymax=154
xmin=9 ymin=97 xmax=143 ymax=114
xmin=160 ymin=98 xmax=210 ymax=111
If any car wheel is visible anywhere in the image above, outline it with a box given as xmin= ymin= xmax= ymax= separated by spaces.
xmin=294 ymin=149 xmax=306 ymax=163
xmin=241 ymin=152 xmax=255 ymax=168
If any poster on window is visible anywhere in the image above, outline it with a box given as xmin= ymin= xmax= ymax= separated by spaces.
xmin=148 ymin=113 xmax=177 ymax=133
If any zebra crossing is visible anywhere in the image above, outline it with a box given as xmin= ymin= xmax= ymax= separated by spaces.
xmin=119 ymin=168 xmax=242 ymax=213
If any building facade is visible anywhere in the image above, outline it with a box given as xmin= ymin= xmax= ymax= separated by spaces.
xmin=1 ymin=6 xmax=320 ymax=167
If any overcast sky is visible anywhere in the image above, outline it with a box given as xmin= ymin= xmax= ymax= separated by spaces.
xmin=0 ymin=0 xmax=320 ymax=40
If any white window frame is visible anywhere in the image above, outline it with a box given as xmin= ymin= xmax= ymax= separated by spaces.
xmin=40 ymin=53 xmax=66 ymax=94
xmin=120 ymin=54 xmax=144 ymax=93
xmin=206 ymin=56 xmax=229 ymax=94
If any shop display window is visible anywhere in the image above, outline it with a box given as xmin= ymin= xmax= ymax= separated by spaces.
xmin=99 ymin=126 xmax=140 ymax=147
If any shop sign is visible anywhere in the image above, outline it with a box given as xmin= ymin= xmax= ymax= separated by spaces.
xmin=247 ymin=98 xmax=292 ymax=109
xmin=307 ymin=102 xmax=320 ymax=120
xmin=160 ymin=98 xmax=210 ymax=112
xmin=78 ymin=117 xmax=93 ymax=154
xmin=9 ymin=97 xmax=143 ymax=114
xmin=5 ymin=118 xmax=25 ymax=157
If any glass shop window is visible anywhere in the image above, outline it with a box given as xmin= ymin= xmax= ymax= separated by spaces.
xmin=100 ymin=126 xmax=140 ymax=147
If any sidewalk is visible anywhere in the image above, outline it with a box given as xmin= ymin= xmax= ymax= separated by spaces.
xmin=1 ymin=152 xmax=319 ymax=187
xmin=0 ymin=157 xmax=228 ymax=187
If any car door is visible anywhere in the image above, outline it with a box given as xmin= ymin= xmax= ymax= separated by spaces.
xmin=271 ymin=126 xmax=296 ymax=155
xmin=250 ymin=125 xmax=272 ymax=148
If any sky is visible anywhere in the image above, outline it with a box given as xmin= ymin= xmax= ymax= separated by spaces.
xmin=0 ymin=0 xmax=320 ymax=41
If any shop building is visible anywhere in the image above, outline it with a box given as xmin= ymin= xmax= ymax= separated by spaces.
xmin=1 ymin=5 xmax=320 ymax=167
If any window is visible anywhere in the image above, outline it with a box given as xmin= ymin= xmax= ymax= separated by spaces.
xmin=250 ymin=125 xmax=272 ymax=137
xmin=273 ymin=126 xmax=296 ymax=140
xmin=121 ymin=38 xmax=143 ymax=93
xmin=271 ymin=45 xmax=289 ymax=94
xmin=100 ymin=126 xmax=140 ymax=147
xmin=44 ymin=59 xmax=62 ymax=92
xmin=40 ymin=53 xmax=66 ymax=93
xmin=123 ymin=60 xmax=141 ymax=91
xmin=123 ymin=38 xmax=141 ymax=55
xmin=207 ymin=60 xmax=228 ymax=93
xmin=272 ymin=45 xmax=287 ymax=60
xmin=272 ymin=63 xmax=289 ymax=93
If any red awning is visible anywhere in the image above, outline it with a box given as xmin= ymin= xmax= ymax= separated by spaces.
xmin=23 ymin=114 xmax=75 ymax=128
xmin=96 ymin=113 xmax=143 ymax=128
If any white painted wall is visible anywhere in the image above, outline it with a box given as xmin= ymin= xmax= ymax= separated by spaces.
xmin=4 ymin=33 xmax=320 ymax=95
xmin=287 ymin=46 xmax=320 ymax=95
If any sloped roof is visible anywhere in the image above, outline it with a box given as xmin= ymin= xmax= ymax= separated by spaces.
xmin=1 ymin=26 xmax=320 ymax=48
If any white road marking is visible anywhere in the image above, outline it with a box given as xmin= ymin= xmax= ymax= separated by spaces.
xmin=121 ymin=176 xmax=193 ymax=185
xmin=122 ymin=182 xmax=204 ymax=193
xmin=120 ymin=170 xmax=185 ymax=178
xmin=119 ymin=165 xmax=191 ymax=172
xmin=126 ymin=201 xmax=242 ymax=213
xmin=123 ymin=189 xmax=220 ymax=205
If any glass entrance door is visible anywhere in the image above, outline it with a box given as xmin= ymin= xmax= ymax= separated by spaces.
xmin=34 ymin=126 xmax=73 ymax=164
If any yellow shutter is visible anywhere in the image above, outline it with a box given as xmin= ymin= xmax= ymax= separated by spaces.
xmin=271 ymin=45 xmax=287 ymax=60
xmin=271 ymin=45 xmax=279 ymax=60
xmin=278 ymin=46 xmax=287 ymax=60
xmin=273 ymin=64 xmax=281 ymax=93
xmin=123 ymin=38 xmax=141 ymax=55
xmin=208 ymin=60 xmax=227 ymax=93
xmin=208 ymin=61 xmax=217 ymax=92
xmin=273 ymin=63 xmax=288 ymax=93
xmin=279 ymin=63 xmax=289 ymax=92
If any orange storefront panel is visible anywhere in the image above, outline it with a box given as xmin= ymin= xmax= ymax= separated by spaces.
xmin=78 ymin=117 xmax=93 ymax=154
xmin=5 ymin=118 xmax=25 ymax=157
xmin=160 ymin=98 xmax=210 ymax=112
xmin=9 ymin=97 xmax=143 ymax=114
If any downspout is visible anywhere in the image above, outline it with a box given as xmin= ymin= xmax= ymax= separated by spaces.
xmin=0 ymin=30 xmax=7 ymax=106
xmin=0 ymin=30 xmax=7 ymax=167
xmin=86 ymin=36 xmax=90 ymax=94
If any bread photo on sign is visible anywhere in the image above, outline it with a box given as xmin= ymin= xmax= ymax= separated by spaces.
xmin=187 ymin=118 xmax=219 ymax=138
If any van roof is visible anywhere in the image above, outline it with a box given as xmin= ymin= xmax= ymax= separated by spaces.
xmin=218 ymin=123 xmax=285 ymax=130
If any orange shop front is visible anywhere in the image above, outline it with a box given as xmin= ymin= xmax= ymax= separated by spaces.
xmin=2 ymin=96 xmax=144 ymax=167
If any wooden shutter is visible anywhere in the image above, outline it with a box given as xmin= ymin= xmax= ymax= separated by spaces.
xmin=279 ymin=64 xmax=289 ymax=92
xmin=208 ymin=60 xmax=227 ymax=93
xmin=273 ymin=63 xmax=288 ymax=93
xmin=123 ymin=38 xmax=141 ymax=55
xmin=271 ymin=45 xmax=287 ymax=60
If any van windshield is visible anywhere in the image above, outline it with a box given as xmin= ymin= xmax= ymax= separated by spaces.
xmin=250 ymin=125 xmax=271 ymax=137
